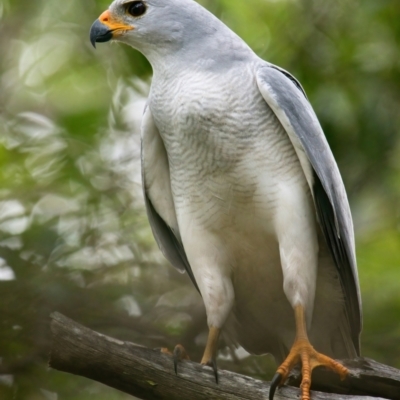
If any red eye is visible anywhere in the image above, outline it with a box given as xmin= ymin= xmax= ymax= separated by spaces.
xmin=127 ymin=1 xmax=147 ymax=17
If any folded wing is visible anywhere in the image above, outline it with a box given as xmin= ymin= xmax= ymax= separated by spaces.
xmin=141 ymin=105 xmax=199 ymax=292
xmin=256 ymin=63 xmax=362 ymax=354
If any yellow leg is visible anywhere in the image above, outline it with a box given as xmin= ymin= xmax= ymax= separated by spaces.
xmin=270 ymin=305 xmax=348 ymax=400
xmin=201 ymin=326 xmax=220 ymax=382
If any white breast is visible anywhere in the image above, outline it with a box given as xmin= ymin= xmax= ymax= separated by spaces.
xmin=148 ymin=61 xmax=317 ymax=334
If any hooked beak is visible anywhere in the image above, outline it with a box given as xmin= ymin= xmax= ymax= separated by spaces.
xmin=90 ymin=19 xmax=113 ymax=48
xmin=90 ymin=10 xmax=134 ymax=48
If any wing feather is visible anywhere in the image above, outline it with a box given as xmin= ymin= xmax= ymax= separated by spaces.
xmin=141 ymin=105 xmax=199 ymax=291
xmin=256 ymin=64 xmax=362 ymax=353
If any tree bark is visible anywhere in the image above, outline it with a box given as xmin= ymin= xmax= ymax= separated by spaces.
xmin=49 ymin=312 xmax=400 ymax=400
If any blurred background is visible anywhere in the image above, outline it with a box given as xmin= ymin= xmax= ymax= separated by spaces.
xmin=0 ymin=0 xmax=399 ymax=398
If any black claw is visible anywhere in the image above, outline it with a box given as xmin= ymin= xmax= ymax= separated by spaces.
xmin=172 ymin=345 xmax=191 ymax=376
xmin=269 ymin=372 xmax=283 ymax=400
xmin=173 ymin=347 xmax=181 ymax=375
xmin=202 ymin=358 xmax=219 ymax=383
xmin=212 ymin=358 xmax=219 ymax=384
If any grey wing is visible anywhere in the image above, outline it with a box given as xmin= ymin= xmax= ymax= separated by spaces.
xmin=256 ymin=63 xmax=362 ymax=354
xmin=141 ymin=104 xmax=199 ymax=292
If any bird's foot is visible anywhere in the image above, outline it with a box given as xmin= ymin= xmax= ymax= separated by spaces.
xmin=200 ymin=326 xmax=220 ymax=383
xmin=159 ymin=344 xmax=190 ymax=375
xmin=159 ymin=331 xmax=220 ymax=384
xmin=200 ymin=353 xmax=218 ymax=383
xmin=269 ymin=338 xmax=348 ymax=400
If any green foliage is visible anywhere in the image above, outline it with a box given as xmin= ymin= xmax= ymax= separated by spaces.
xmin=0 ymin=0 xmax=399 ymax=398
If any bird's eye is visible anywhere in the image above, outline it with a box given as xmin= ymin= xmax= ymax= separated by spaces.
xmin=127 ymin=1 xmax=147 ymax=17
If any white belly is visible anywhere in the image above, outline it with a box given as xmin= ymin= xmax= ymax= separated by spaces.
xmin=173 ymin=128 xmax=313 ymax=332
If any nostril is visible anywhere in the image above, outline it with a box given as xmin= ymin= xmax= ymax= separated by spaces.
xmin=99 ymin=10 xmax=111 ymax=23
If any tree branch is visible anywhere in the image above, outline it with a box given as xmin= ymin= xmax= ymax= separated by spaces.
xmin=49 ymin=312 xmax=400 ymax=400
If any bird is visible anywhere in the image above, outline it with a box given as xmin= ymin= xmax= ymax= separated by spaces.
xmin=89 ymin=1 xmax=362 ymax=399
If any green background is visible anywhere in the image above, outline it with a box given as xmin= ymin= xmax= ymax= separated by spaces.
xmin=0 ymin=0 xmax=399 ymax=398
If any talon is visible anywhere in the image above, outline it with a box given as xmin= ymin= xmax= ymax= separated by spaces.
xmin=269 ymin=372 xmax=283 ymax=400
xmin=200 ymin=357 xmax=219 ymax=384
xmin=173 ymin=355 xmax=178 ymax=375
xmin=272 ymin=305 xmax=349 ymax=399
xmin=212 ymin=358 xmax=219 ymax=384
xmin=171 ymin=344 xmax=190 ymax=375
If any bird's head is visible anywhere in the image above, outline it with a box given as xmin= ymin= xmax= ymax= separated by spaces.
xmin=91 ymin=1 xmax=157 ymax=48
xmin=89 ymin=0 xmax=250 ymax=69
xmin=90 ymin=0 xmax=210 ymax=55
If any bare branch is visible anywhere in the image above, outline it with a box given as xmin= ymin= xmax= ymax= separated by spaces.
xmin=49 ymin=312 xmax=399 ymax=400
